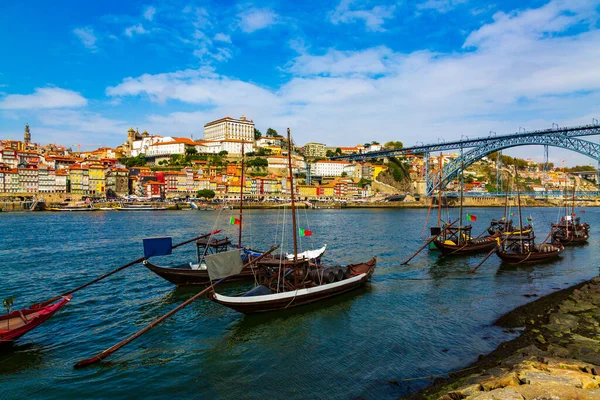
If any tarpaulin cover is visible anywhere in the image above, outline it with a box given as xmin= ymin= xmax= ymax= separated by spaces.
xmin=205 ymin=249 xmax=244 ymax=280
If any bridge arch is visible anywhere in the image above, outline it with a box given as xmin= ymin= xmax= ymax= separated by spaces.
xmin=429 ymin=134 xmax=600 ymax=194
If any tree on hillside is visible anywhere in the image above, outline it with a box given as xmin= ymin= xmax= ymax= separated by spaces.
xmin=384 ymin=141 xmax=403 ymax=149
xmin=197 ymin=189 xmax=216 ymax=199
xmin=266 ymin=128 xmax=278 ymax=137
xmin=185 ymin=147 xmax=198 ymax=155
xmin=218 ymin=150 xmax=228 ymax=156
xmin=335 ymin=147 xmax=342 ymax=155
xmin=326 ymin=150 xmax=335 ymax=157
xmin=254 ymin=128 xmax=262 ymax=140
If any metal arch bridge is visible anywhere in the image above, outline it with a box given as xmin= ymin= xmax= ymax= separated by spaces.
xmin=331 ymin=123 xmax=600 ymax=195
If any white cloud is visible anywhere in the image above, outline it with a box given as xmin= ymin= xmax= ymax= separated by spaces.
xmin=144 ymin=6 xmax=156 ymax=21
xmin=213 ymin=32 xmax=231 ymax=43
xmin=238 ymin=8 xmax=278 ymax=33
xmin=285 ymin=46 xmax=395 ymax=77
xmin=103 ymin=0 xmax=600 ymax=165
xmin=329 ymin=0 xmax=396 ymax=32
xmin=73 ymin=27 xmax=98 ymax=50
xmin=417 ymin=0 xmax=467 ymax=13
xmin=0 ymin=87 xmax=87 ymax=110
xmin=125 ymin=23 xmax=148 ymax=37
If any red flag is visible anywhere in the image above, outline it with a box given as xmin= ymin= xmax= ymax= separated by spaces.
xmin=230 ymin=217 xmax=241 ymax=225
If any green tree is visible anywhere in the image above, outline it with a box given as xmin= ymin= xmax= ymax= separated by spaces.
xmin=326 ymin=149 xmax=335 ymax=157
xmin=185 ymin=147 xmax=198 ymax=156
xmin=218 ymin=150 xmax=228 ymax=156
xmin=384 ymin=141 xmax=403 ymax=149
xmin=256 ymin=148 xmax=272 ymax=156
xmin=254 ymin=128 xmax=262 ymax=140
xmin=341 ymin=171 xmax=348 ymax=177
xmin=266 ymin=128 xmax=278 ymax=137
xmin=197 ymin=189 xmax=216 ymax=199
xmin=335 ymin=147 xmax=342 ymax=155
xmin=248 ymin=157 xmax=268 ymax=168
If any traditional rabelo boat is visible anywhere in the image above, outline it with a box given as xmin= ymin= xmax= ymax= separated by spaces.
xmin=143 ymin=144 xmax=326 ymax=286
xmin=431 ymin=157 xmax=499 ymax=256
xmin=209 ymin=129 xmax=376 ymax=314
xmin=0 ymin=295 xmax=71 ymax=343
xmin=551 ymin=187 xmax=590 ymax=245
xmin=496 ymin=166 xmax=564 ymax=264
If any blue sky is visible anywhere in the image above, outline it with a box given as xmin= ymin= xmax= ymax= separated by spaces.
xmin=1 ymin=0 xmax=599 ymax=164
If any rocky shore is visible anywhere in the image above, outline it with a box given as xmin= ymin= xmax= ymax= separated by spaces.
xmin=409 ymin=276 xmax=600 ymax=399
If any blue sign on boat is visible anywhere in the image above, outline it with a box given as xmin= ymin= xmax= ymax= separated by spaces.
xmin=143 ymin=237 xmax=173 ymax=258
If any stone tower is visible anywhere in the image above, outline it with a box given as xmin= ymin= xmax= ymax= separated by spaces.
xmin=24 ymin=123 xmax=31 ymax=143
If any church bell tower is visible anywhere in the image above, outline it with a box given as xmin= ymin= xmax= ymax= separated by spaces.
xmin=24 ymin=123 xmax=31 ymax=143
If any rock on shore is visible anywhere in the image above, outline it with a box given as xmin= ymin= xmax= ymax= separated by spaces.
xmin=412 ymin=277 xmax=600 ymax=399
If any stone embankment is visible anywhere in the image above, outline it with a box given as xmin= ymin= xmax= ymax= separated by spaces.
xmin=413 ymin=277 xmax=600 ymax=399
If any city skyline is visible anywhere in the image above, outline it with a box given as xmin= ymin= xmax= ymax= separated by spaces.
xmin=1 ymin=0 xmax=600 ymax=165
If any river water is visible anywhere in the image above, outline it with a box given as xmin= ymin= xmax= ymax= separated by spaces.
xmin=0 ymin=207 xmax=598 ymax=399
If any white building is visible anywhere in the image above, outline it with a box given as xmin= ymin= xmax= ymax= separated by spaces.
xmin=204 ymin=115 xmax=255 ymax=142
xmin=310 ymin=160 xmax=353 ymax=177
xmin=196 ymin=139 xmax=254 ymax=155
xmin=146 ymin=138 xmax=196 ymax=157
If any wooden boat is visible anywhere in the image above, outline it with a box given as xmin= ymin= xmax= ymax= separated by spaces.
xmin=496 ymin=233 xmax=564 ymax=264
xmin=143 ymin=236 xmax=327 ymax=286
xmin=48 ymin=204 xmax=96 ymax=212
xmin=117 ymin=203 xmax=167 ymax=211
xmin=210 ymin=128 xmax=376 ymax=314
xmin=551 ymin=218 xmax=590 ymax=245
xmin=0 ymin=295 xmax=71 ymax=342
xmin=209 ymin=257 xmax=376 ymax=314
xmin=432 ymin=225 xmax=498 ymax=255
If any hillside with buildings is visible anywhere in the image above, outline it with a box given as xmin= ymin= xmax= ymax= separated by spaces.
xmin=0 ymin=117 xmax=597 ymax=203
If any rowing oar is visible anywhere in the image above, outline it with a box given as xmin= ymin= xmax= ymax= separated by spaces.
xmin=74 ymin=244 xmax=280 ymax=368
xmin=468 ymin=238 xmax=503 ymax=274
xmin=401 ymin=218 xmax=459 ymax=265
xmin=31 ymin=230 xmax=221 ymax=309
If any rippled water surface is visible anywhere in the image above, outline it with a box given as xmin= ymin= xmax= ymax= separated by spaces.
xmin=0 ymin=207 xmax=599 ymax=399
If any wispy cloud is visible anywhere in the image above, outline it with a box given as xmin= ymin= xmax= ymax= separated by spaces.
xmin=0 ymin=87 xmax=87 ymax=110
xmin=125 ymin=23 xmax=149 ymax=37
xmin=73 ymin=27 xmax=98 ymax=50
xmin=417 ymin=0 xmax=467 ymax=13
xmin=144 ymin=6 xmax=156 ymax=21
xmin=329 ymin=0 xmax=396 ymax=32
xmin=213 ymin=32 xmax=231 ymax=43
xmin=238 ymin=8 xmax=278 ymax=33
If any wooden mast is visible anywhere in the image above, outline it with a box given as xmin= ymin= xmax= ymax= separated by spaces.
xmin=515 ymin=164 xmax=524 ymax=252
xmin=238 ymin=143 xmax=245 ymax=248
xmin=459 ymin=150 xmax=464 ymax=243
xmin=287 ymin=128 xmax=298 ymax=262
xmin=437 ymin=153 xmax=442 ymax=227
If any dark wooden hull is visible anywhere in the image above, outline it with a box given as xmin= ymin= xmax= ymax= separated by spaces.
xmin=143 ymin=262 xmax=256 ymax=286
xmin=554 ymin=235 xmax=589 ymax=245
xmin=209 ymin=258 xmax=376 ymax=314
xmin=433 ymin=237 xmax=497 ymax=256
xmin=495 ymin=246 xmax=564 ymax=264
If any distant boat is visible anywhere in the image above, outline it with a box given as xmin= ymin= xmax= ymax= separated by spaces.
xmin=117 ymin=203 xmax=167 ymax=211
xmin=49 ymin=204 xmax=96 ymax=212
xmin=0 ymin=296 xmax=72 ymax=343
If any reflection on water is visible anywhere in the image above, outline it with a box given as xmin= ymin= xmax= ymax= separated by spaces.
xmin=0 ymin=208 xmax=598 ymax=399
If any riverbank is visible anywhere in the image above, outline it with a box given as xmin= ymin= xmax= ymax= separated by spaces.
xmin=408 ymin=276 xmax=600 ymax=399
xmin=2 ymin=197 xmax=600 ymax=212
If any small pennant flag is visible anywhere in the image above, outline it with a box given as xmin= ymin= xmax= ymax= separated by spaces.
xmin=299 ymin=228 xmax=312 ymax=237
xmin=466 ymin=213 xmax=477 ymax=222
xmin=526 ymin=216 xmax=533 ymax=222
xmin=230 ymin=217 xmax=241 ymax=225
xmin=511 ymin=212 xmax=515 ymax=216
xmin=572 ymin=213 xmax=577 ymax=217
xmin=581 ymin=210 xmax=586 ymax=213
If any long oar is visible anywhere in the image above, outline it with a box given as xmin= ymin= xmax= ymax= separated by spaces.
xmin=31 ymin=230 xmax=221 ymax=309
xmin=469 ymin=238 xmax=503 ymax=274
xmin=74 ymin=244 xmax=280 ymax=368
xmin=402 ymin=218 xmax=459 ymax=265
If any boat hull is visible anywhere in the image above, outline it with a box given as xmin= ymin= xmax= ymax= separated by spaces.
xmin=433 ymin=237 xmax=497 ymax=256
xmin=144 ymin=262 xmax=256 ymax=286
xmin=495 ymin=246 xmax=564 ymax=264
xmin=210 ymin=258 xmax=376 ymax=314
xmin=0 ymin=296 xmax=71 ymax=342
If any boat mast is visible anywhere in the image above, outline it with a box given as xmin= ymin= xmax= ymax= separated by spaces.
xmin=459 ymin=149 xmax=464 ymax=242
xmin=437 ymin=153 xmax=442 ymax=227
xmin=287 ymin=128 xmax=298 ymax=262
xmin=238 ymin=143 xmax=245 ymax=248
xmin=515 ymin=164 xmax=524 ymax=252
